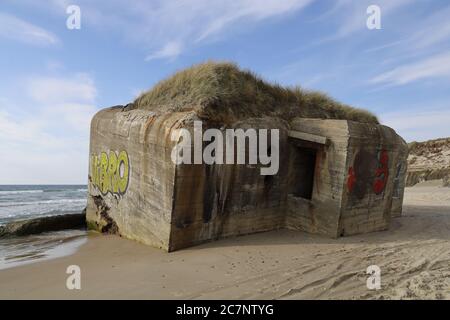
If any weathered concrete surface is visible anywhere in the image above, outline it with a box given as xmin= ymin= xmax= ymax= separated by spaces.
xmin=286 ymin=119 xmax=349 ymax=237
xmin=87 ymin=106 xmax=191 ymax=250
xmin=0 ymin=212 xmax=86 ymax=238
xmin=341 ymin=121 xmax=408 ymax=231
xmin=87 ymin=107 xmax=408 ymax=251
xmin=286 ymin=119 xmax=407 ymax=235
xmin=168 ymin=117 xmax=290 ymax=250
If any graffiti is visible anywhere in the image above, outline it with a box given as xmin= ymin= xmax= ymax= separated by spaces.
xmin=347 ymin=149 xmax=389 ymax=199
xmin=347 ymin=167 xmax=356 ymax=193
xmin=373 ymin=150 xmax=389 ymax=194
xmin=392 ymin=164 xmax=402 ymax=198
xmin=90 ymin=150 xmax=130 ymax=196
xmin=347 ymin=149 xmax=375 ymax=199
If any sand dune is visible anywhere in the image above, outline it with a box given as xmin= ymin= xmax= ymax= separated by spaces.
xmin=0 ymin=184 xmax=448 ymax=300
xmin=407 ymin=138 xmax=450 ymax=187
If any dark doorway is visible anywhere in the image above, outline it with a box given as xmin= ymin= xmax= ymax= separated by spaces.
xmin=289 ymin=146 xmax=317 ymax=200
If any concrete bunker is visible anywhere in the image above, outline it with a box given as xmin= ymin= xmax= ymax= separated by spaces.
xmin=288 ymin=136 xmax=324 ymax=200
xmin=86 ymin=62 xmax=408 ymax=251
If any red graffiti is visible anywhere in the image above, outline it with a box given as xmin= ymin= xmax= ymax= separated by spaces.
xmin=373 ymin=150 xmax=389 ymax=194
xmin=347 ymin=167 xmax=356 ymax=192
xmin=347 ymin=149 xmax=389 ymax=198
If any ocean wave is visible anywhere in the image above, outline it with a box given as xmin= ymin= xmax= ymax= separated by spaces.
xmin=43 ymin=188 xmax=87 ymax=193
xmin=0 ymin=208 xmax=84 ymax=221
xmin=5 ymin=209 xmax=83 ymax=219
xmin=0 ymin=190 xmax=44 ymax=195
xmin=0 ymin=198 xmax=87 ymax=208
xmin=0 ymin=188 xmax=87 ymax=195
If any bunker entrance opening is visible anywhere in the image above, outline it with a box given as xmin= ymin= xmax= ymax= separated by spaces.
xmin=289 ymin=146 xmax=317 ymax=200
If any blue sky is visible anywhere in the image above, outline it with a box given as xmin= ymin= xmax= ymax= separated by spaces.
xmin=1 ymin=0 xmax=450 ymax=184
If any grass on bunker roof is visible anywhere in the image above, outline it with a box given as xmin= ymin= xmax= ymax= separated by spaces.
xmin=134 ymin=61 xmax=379 ymax=124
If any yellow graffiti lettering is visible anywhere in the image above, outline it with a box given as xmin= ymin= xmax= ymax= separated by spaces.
xmin=117 ymin=150 xmax=129 ymax=194
xmin=108 ymin=151 xmax=118 ymax=193
xmin=100 ymin=152 xmax=109 ymax=194
xmin=89 ymin=150 xmax=130 ymax=196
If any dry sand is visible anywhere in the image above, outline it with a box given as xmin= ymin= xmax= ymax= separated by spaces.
xmin=0 ymin=183 xmax=449 ymax=300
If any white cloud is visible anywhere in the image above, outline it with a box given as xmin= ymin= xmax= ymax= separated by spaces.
xmin=371 ymin=52 xmax=450 ymax=86
xmin=145 ymin=41 xmax=183 ymax=61
xmin=195 ymin=0 xmax=314 ymax=42
xmin=316 ymin=0 xmax=416 ymax=42
xmin=35 ymin=0 xmax=312 ymax=60
xmin=0 ymin=12 xmax=58 ymax=45
xmin=0 ymin=73 xmax=98 ymax=184
xmin=0 ymin=110 xmax=63 ymax=148
xmin=43 ymin=102 xmax=97 ymax=133
xmin=408 ymin=5 xmax=450 ymax=50
xmin=364 ymin=5 xmax=450 ymax=55
xmin=381 ymin=109 xmax=450 ymax=142
xmin=143 ymin=0 xmax=313 ymax=59
xmin=27 ymin=74 xmax=97 ymax=104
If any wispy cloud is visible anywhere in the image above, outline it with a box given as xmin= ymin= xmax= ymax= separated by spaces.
xmin=194 ymin=0 xmax=314 ymax=42
xmin=137 ymin=0 xmax=313 ymax=60
xmin=0 ymin=12 xmax=58 ymax=45
xmin=0 ymin=73 xmax=98 ymax=184
xmin=315 ymin=0 xmax=416 ymax=43
xmin=40 ymin=0 xmax=313 ymax=60
xmin=408 ymin=5 xmax=450 ymax=51
xmin=381 ymin=108 xmax=450 ymax=142
xmin=27 ymin=74 xmax=97 ymax=104
xmin=145 ymin=41 xmax=183 ymax=61
xmin=371 ymin=51 xmax=450 ymax=86
xmin=364 ymin=4 xmax=450 ymax=56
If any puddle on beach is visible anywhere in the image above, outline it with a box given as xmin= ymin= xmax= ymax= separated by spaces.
xmin=0 ymin=229 xmax=87 ymax=270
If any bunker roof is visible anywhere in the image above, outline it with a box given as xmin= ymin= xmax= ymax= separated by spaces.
xmin=133 ymin=61 xmax=379 ymax=125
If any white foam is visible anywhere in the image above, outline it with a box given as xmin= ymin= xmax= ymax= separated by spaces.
xmin=0 ymin=190 xmax=44 ymax=195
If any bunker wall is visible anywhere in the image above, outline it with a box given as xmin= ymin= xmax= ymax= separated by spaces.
xmin=169 ymin=118 xmax=290 ymax=251
xmin=285 ymin=119 xmax=350 ymax=237
xmin=339 ymin=122 xmax=408 ymax=235
xmin=87 ymin=108 xmax=182 ymax=250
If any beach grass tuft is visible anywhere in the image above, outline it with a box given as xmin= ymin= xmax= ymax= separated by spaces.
xmin=134 ymin=61 xmax=379 ymax=124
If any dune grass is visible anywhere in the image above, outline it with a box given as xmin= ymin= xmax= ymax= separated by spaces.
xmin=134 ymin=61 xmax=379 ymax=124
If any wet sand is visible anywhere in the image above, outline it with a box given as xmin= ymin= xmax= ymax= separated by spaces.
xmin=0 ymin=184 xmax=449 ymax=300
xmin=0 ymin=229 xmax=87 ymax=270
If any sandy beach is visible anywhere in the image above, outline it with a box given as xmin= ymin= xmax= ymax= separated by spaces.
xmin=0 ymin=183 xmax=448 ymax=300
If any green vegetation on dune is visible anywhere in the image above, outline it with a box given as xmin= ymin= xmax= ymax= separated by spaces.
xmin=134 ymin=61 xmax=379 ymax=124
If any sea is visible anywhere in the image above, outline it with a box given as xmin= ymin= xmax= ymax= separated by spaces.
xmin=0 ymin=185 xmax=87 ymax=225
xmin=0 ymin=185 xmax=88 ymax=270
